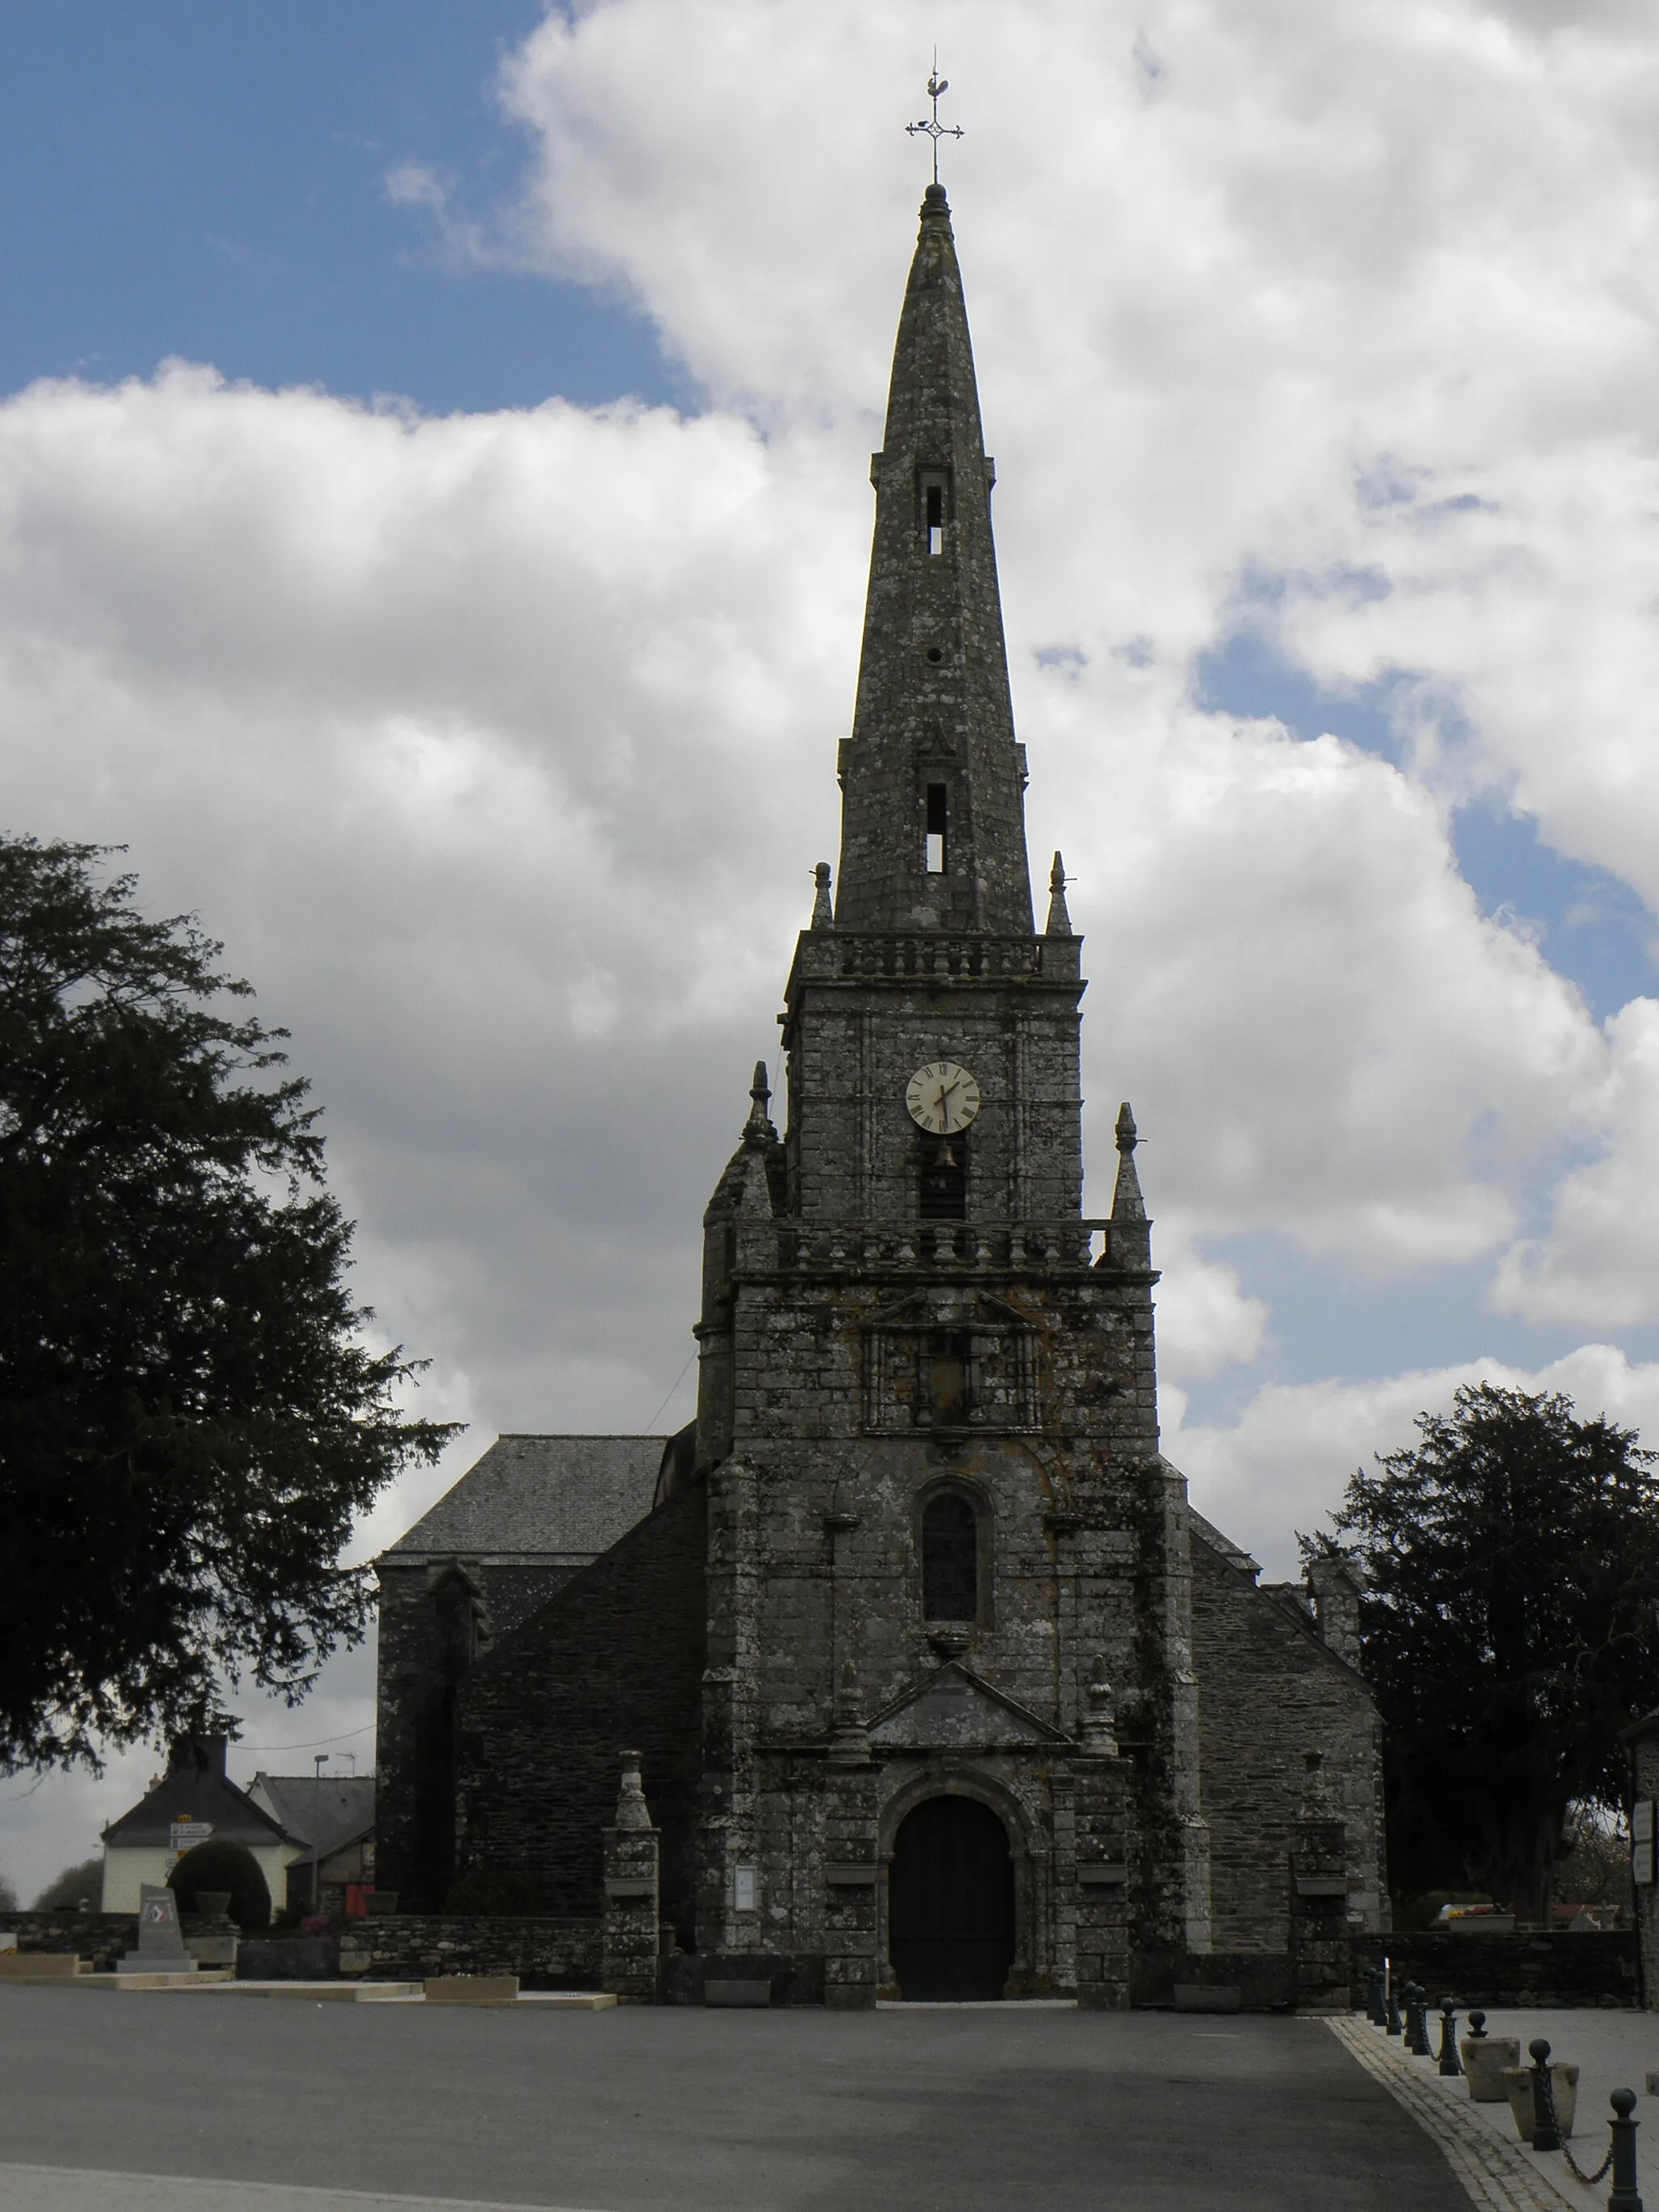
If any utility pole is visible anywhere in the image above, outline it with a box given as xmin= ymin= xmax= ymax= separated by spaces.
xmin=311 ymin=1754 xmax=328 ymax=1916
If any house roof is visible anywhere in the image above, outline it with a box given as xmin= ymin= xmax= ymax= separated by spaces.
xmin=378 ymin=1434 xmax=663 ymax=1566
xmin=102 ymin=1737 xmax=289 ymax=1849
xmin=246 ymin=1774 xmax=376 ymax=1856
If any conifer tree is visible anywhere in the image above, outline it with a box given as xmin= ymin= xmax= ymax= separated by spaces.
xmin=1311 ymin=1383 xmax=1659 ymax=1923
xmin=0 ymin=837 xmax=453 ymax=1768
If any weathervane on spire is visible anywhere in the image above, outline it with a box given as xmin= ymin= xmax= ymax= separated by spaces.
xmin=906 ymin=57 xmax=964 ymax=185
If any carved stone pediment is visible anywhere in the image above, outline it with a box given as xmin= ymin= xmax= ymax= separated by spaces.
xmin=866 ymin=1661 xmax=1071 ymax=1752
xmin=862 ymin=1288 xmax=1038 ymax=1435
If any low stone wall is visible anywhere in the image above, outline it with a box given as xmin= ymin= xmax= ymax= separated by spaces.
xmin=660 ymin=1951 xmax=825 ymax=2007
xmin=0 ymin=1911 xmax=137 ymax=1970
xmin=1352 ymin=1930 xmax=1640 ymax=2010
xmin=347 ymin=1915 xmax=603 ymax=1989
xmin=1129 ymin=1949 xmax=1294 ymax=2011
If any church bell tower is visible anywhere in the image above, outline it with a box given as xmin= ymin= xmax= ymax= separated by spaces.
xmin=691 ymin=181 xmax=1213 ymax=2005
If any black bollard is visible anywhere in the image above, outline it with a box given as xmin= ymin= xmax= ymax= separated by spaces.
xmin=1406 ymin=1982 xmax=1432 ymax=2057
xmin=1609 ymin=2086 xmax=1644 ymax=2212
xmin=1367 ymin=1968 xmax=1387 ymax=2027
xmin=1385 ymin=1970 xmax=1403 ymax=2037
xmin=1466 ymin=2008 xmax=1487 ymax=2039
xmin=1529 ymin=2037 xmax=1562 ymax=2154
xmin=1436 ymin=1996 xmax=1461 ymax=2078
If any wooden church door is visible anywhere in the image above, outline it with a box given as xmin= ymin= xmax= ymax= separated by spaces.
xmin=889 ymin=1795 xmax=1016 ymax=2001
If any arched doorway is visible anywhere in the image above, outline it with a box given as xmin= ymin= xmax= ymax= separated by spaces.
xmin=168 ymin=1839 xmax=271 ymax=1929
xmin=888 ymin=1794 xmax=1015 ymax=2001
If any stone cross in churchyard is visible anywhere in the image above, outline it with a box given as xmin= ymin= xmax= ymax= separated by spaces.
xmin=117 ymin=1882 xmax=198 ymax=1974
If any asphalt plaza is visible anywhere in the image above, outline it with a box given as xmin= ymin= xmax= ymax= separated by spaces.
xmin=0 ymin=1989 xmax=1475 ymax=2212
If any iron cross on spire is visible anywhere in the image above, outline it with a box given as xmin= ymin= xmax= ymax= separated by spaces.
xmin=906 ymin=61 xmax=964 ymax=185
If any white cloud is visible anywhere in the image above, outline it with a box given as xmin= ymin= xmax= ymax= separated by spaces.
xmin=1171 ymin=1342 xmax=1659 ymax=1580
xmin=1493 ymin=998 xmax=1659 ymax=1326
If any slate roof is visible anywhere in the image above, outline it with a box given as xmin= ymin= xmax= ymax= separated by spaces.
xmin=1186 ymin=1504 xmax=1262 ymax=1580
xmin=247 ymin=1774 xmax=376 ymax=1856
xmin=378 ymin=1434 xmax=663 ymax=1566
xmin=103 ymin=1740 xmax=289 ymax=1849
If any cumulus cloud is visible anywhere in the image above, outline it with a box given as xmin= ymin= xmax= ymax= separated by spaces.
xmin=1172 ymin=1342 xmax=1659 ymax=1579
xmin=1493 ymin=998 xmax=1659 ymax=1326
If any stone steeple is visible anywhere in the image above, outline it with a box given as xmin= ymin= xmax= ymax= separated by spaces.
xmin=834 ymin=184 xmax=1034 ymax=936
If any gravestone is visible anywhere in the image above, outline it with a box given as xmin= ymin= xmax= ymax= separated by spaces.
xmin=117 ymin=1883 xmax=198 ymax=1974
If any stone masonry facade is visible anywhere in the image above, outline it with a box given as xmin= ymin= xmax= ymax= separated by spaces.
xmin=374 ymin=184 xmax=1385 ymax=2005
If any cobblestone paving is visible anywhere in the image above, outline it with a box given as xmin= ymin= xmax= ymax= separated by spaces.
xmin=1328 ymin=2018 xmax=1603 ymax=2212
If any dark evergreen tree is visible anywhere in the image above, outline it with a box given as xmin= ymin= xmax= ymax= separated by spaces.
xmin=30 ymin=1854 xmax=103 ymax=1909
xmin=1309 ymin=1382 xmax=1659 ymax=1923
xmin=0 ymin=837 xmax=454 ymax=1769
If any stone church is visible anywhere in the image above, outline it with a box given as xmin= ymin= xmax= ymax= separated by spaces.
xmin=376 ymin=184 xmax=1385 ymax=2008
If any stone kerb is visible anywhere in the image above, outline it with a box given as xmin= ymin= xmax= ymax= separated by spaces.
xmin=603 ymin=1750 xmax=661 ymax=2004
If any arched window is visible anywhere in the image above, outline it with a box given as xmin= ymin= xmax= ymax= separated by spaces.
xmin=922 ymin=1491 xmax=979 ymax=1620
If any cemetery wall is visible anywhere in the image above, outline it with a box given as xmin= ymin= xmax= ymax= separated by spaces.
xmin=1188 ymin=1541 xmax=1384 ymax=1948
xmin=1352 ymin=1929 xmax=1639 ymax=2008
xmin=454 ymin=1481 xmax=708 ymax=1933
xmin=348 ymin=1914 xmax=603 ymax=1988
xmin=0 ymin=1910 xmax=136 ymax=1969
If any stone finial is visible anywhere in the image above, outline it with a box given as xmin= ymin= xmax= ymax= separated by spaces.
xmin=1044 ymin=851 xmax=1073 ymax=938
xmin=744 ymin=1060 xmax=776 ymax=1144
xmin=811 ymin=861 xmax=834 ymax=928
xmin=1081 ymin=1661 xmax=1118 ymax=1756
xmin=614 ymin=1750 xmax=652 ymax=1832
xmin=1110 ymin=1102 xmax=1146 ymax=1223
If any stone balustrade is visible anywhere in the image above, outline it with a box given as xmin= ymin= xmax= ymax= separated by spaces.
xmin=736 ymin=1217 xmax=1117 ymax=1276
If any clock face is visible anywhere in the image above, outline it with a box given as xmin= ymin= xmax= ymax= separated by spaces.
xmin=906 ymin=1060 xmax=981 ymax=1136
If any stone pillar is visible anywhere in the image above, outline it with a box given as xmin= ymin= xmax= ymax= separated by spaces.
xmin=1290 ymin=1755 xmax=1350 ymax=2012
xmin=821 ymin=1666 xmax=879 ymax=2010
xmin=1307 ymin=1557 xmax=1364 ymax=1671
xmin=1073 ymin=1668 xmax=1134 ymax=2010
xmin=603 ymin=1751 xmax=660 ymax=2004
xmin=698 ymin=1457 xmax=761 ymax=1957
xmin=1623 ymin=1710 xmax=1659 ymax=2009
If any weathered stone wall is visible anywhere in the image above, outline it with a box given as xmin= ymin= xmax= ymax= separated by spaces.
xmin=454 ymin=1485 xmax=707 ymax=1933
xmin=1352 ymin=1930 xmax=1638 ymax=2009
xmin=0 ymin=1911 xmax=137 ymax=1969
xmin=344 ymin=1915 xmax=602 ymax=1989
xmin=1188 ymin=1538 xmax=1384 ymax=1952
xmin=377 ymin=1557 xmax=586 ymax=1909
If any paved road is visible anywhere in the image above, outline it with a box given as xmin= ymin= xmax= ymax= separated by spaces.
xmin=0 ymin=1991 xmax=1469 ymax=2211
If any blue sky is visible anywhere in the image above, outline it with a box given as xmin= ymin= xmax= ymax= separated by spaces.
xmin=1 ymin=4 xmax=674 ymax=413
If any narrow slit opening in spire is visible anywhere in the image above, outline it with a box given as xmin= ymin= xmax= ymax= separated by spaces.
xmin=920 ymin=471 xmax=947 ymax=556
xmin=925 ymin=782 xmax=949 ymax=873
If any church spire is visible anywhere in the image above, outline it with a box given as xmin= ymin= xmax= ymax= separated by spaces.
xmin=834 ymin=186 xmax=1034 ymax=935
